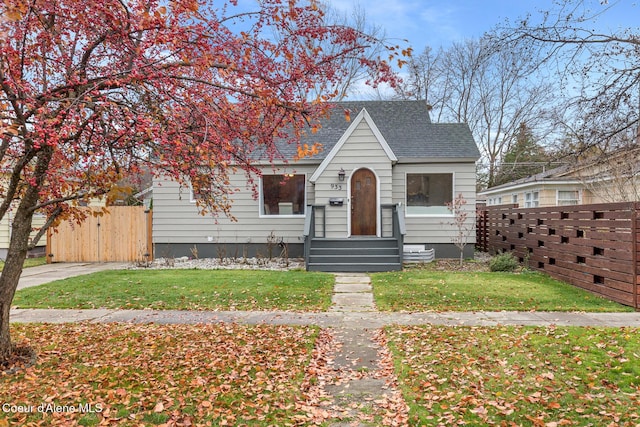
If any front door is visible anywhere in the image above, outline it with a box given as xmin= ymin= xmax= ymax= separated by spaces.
xmin=351 ymin=168 xmax=377 ymax=235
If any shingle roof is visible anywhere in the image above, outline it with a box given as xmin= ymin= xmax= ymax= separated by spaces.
xmin=271 ymin=100 xmax=480 ymax=162
xmin=483 ymin=164 xmax=575 ymax=193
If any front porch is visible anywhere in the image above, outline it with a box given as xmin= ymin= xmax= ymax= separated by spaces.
xmin=303 ymin=204 xmax=405 ymax=272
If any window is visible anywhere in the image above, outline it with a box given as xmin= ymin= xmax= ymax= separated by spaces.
xmin=512 ymin=194 xmax=518 ymax=204
xmin=190 ymin=184 xmax=208 ymax=203
xmin=406 ymin=173 xmax=453 ymax=215
xmin=524 ymin=191 xmax=539 ymax=208
xmin=261 ymin=174 xmax=305 ymax=216
xmin=557 ymin=190 xmax=579 ymax=206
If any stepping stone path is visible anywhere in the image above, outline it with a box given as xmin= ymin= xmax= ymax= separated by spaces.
xmin=316 ymin=273 xmax=408 ymax=426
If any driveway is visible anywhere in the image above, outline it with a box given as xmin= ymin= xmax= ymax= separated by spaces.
xmin=16 ymin=262 xmax=128 ymax=290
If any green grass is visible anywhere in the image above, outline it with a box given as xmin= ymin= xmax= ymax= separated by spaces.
xmin=13 ymin=269 xmax=335 ymax=311
xmin=0 ymin=256 xmax=47 ymax=271
xmin=386 ymin=325 xmax=640 ymax=426
xmin=372 ymin=270 xmax=633 ymax=312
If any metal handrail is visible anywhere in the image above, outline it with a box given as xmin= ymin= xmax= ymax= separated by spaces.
xmin=305 ymin=203 xmax=405 ymax=268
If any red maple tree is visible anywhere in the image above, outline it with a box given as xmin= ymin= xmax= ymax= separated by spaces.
xmin=0 ymin=0 xmax=403 ymax=363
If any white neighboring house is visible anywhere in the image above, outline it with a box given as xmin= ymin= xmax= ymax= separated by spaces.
xmin=152 ymin=100 xmax=481 ymax=271
xmin=0 ymin=212 xmax=46 ymax=260
xmin=480 ymin=148 xmax=640 ymax=208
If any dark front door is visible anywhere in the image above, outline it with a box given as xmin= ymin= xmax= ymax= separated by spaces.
xmin=351 ymin=168 xmax=377 ymax=235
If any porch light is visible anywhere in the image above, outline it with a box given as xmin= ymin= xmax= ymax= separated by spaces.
xmin=338 ymin=168 xmax=346 ymax=181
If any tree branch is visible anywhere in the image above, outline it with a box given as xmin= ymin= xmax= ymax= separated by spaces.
xmin=27 ymin=205 xmax=63 ymax=249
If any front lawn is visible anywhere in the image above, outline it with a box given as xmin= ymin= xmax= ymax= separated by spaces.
xmin=385 ymin=325 xmax=640 ymax=426
xmin=372 ymin=270 xmax=633 ymax=312
xmin=2 ymin=323 xmax=320 ymax=426
xmin=12 ymin=269 xmax=334 ymax=311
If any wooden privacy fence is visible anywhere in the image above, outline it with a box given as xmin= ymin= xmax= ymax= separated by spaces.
xmin=477 ymin=202 xmax=639 ymax=309
xmin=47 ymin=206 xmax=153 ymax=263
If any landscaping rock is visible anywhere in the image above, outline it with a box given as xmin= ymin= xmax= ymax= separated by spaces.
xmin=135 ymin=257 xmax=305 ymax=271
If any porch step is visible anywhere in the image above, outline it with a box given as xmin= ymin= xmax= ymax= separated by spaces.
xmin=310 ymin=238 xmax=399 ymax=249
xmin=307 ymin=238 xmax=402 ymax=272
xmin=311 ymin=247 xmax=399 ymax=256
xmin=308 ymin=262 xmax=402 ymax=272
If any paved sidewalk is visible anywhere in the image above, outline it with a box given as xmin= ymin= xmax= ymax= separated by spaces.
xmin=11 ymin=264 xmax=640 ymax=327
xmin=10 ymin=307 xmax=640 ymax=327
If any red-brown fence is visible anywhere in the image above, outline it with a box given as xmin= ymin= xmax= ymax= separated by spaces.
xmin=476 ymin=202 xmax=639 ymax=309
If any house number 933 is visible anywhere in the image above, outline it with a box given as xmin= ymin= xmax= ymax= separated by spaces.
xmin=330 ymin=184 xmax=343 ymax=190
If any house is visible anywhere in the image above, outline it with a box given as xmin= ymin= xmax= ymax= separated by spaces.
xmin=152 ymin=100 xmax=480 ymax=271
xmin=480 ymin=147 xmax=640 ymax=208
xmin=0 ymin=214 xmax=46 ymax=259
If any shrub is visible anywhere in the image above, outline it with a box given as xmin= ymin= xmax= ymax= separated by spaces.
xmin=489 ymin=252 xmax=519 ymax=272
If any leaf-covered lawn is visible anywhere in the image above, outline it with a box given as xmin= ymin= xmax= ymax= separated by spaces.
xmin=13 ymin=269 xmax=334 ymax=312
xmin=385 ymin=325 xmax=640 ymax=426
xmin=1 ymin=323 xmax=321 ymax=426
xmin=372 ymin=271 xmax=632 ymax=312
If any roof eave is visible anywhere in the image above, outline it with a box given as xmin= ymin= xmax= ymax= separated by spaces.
xmin=397 ymin=156 xmax=480 ymax=163
xmin=309 ymin=108 xmax=397 ymax=183
xmin=479 ymin=179 xmax=583 ymax=196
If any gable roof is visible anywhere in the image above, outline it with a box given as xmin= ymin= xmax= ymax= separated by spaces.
xmin=309 ymin=108 xmax=397 ymax=182
xmin=269 ymin=100 xmax=480 ymax=162
xmin=481 ymin=146 xmax=640 ymax=196
xmin=480 ymin=164 xmax=576 ymax=195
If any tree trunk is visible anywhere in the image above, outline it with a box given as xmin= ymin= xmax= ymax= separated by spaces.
xmin=0 ymin=144 xmax=53 ymax=364
xmin=0 ymin=206 xmax=33 ymax=364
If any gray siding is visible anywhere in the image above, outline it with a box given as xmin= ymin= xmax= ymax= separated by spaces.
xmin=1 ymin=210 xmax=46 ymax=253
xmin=153 ymin=164 xmax=317 ymax=247
xmin=392 ymin=162 xmax=477 ymax=245
xmin=313 ymin=120 xmax=393 ymax=238
xmin=153 ymin=129 xmax=478 ymax=260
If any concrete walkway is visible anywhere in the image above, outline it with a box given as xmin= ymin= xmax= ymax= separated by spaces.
xmin=17 ymin=262 xmax=129 ymax=290
xmin=323 ymin=273 xmax=401 ymax=426
xmin=10 ymin=306 xmax=640 ymax=327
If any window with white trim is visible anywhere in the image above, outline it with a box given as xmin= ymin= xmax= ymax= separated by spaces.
xmin=261 ymin=174 xmax=305 ymax=216
xmin=557 ymin=190 xmax=579 ymax=206
xmin=406 ymin=173 xmax=453 ymax=215
xmin=524 ymin=191 xmax=539 ymax=208
xmin=512 ymin=194 xmax=518 ymax=204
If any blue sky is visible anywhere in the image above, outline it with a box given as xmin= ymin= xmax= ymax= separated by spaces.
xmin=325 ymin=0 xmax=639 ymax=51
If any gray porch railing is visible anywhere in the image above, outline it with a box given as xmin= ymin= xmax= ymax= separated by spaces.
xmin=303 ymin=203 xmax=405 ymax=269
xmin=303 ymin=205 xmax=325 ymax=269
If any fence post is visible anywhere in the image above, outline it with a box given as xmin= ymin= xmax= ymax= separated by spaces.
xmin=146 ymin=208 xmax=153 ymax=262
xmin=633 ymin=203 xmax=639 ymax=310
xmin=46 ymin=228 xmax=52 ymax=264
xmin=476 ymin=207 xmax=488 ymax=252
